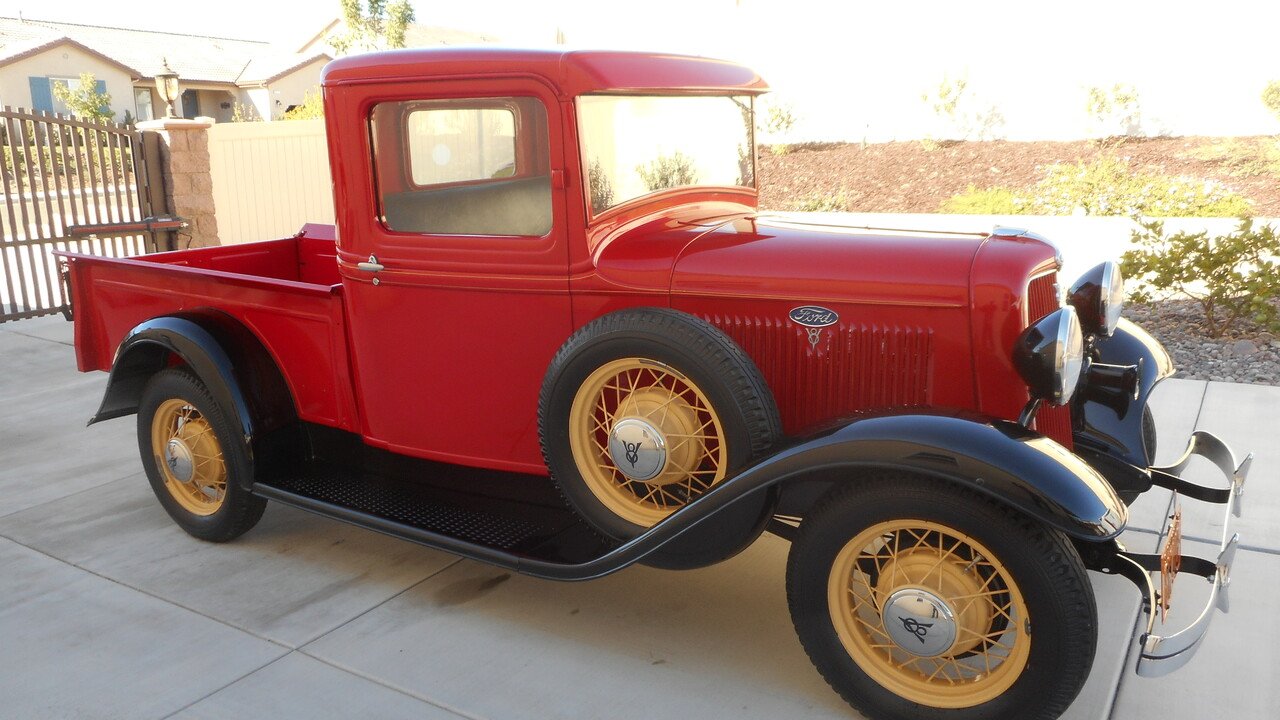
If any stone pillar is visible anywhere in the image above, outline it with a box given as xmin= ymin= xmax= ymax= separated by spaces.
xmin=136 ymin=117 xmax=220 ymax=248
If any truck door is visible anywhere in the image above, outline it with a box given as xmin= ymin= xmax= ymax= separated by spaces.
xmin=334 ymin=79 xmax=571 ymax=473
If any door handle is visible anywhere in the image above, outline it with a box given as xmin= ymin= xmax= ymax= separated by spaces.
xmin=356 ymin=255 xmax=384 ymax=273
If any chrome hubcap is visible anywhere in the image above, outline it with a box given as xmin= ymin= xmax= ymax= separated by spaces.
xmin=883 ymin=588 xmax=957 ymax=658
xmin=607 ymin=418 xmax=667 ymax=481
xmin=165 ymin=438 xmax=195 ymax=483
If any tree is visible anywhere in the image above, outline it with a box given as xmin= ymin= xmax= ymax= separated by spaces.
xmin=329 ymin=0 xmax=416 ymax=55
xmin=51 ymin=73 xmax=114 ymax=122
xmin=1263 ymin=80 xmax=1280 ymax=124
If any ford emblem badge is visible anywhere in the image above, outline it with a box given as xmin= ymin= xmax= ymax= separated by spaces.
xmin=789 ymin=306 xmax=839 ymax=328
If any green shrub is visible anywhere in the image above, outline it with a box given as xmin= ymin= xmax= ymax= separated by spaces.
xmin=940 ymin=185 xmax=1019 ymax=214
xmin=587 ymin=158 xmax=614 ymax=213
xmin=1023 ymin=156 xmax=1251 ymax=217
xmin=757 ymin=99 xmax=799 ymax=155
xmin=789 ymin=192 xmax=849 ymax=212
xmin=637 ymin=151 xmax=699 ymax=191
xmin=1263 ymin=80 xmax=1280 ymax=123
xmin=1085 ymin=84 xmax=1141 ymax=139
xmin=1123 ymin=218 xmax=1280 ymax=337
xmin=941 ymin=156 xmax=1252 ymax=217
xmin=1183 ymin=137 xmax=1280 ymax=178
xmin=281 ymin=88 xmax=323 ymax=120
xmin=921 ymin=73 xmax=1005 ymax=142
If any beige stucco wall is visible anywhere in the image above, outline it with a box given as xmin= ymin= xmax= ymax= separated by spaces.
xmin=0 ymin=43 xmax=135 ymax=121
xmin=237 ymin=87 xmax=271 ymax=121
xmin=193 ymin=89 xmax=236 ymax=123
xmin=253 ymin=57 xmax=326 ymax=120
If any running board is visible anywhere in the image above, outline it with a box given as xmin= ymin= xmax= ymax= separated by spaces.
xmin=252 ymin=464 xmax=616 ymax=580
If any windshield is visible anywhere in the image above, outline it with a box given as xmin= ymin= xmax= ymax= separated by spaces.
xmin=577 ymin=94 xmax=755 ymax=215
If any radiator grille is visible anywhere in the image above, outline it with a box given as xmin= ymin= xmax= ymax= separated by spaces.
xmin=1026 ymin=273 xmax=1074 ymax=448
xmin=707 ymin=314 xmax=933 ymax=434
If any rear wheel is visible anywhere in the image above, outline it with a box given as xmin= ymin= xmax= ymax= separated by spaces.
xmin=787 ymin=474 xmax=1096 ymax=720
xmin=138 ymin=369 xmax=266 ymax=542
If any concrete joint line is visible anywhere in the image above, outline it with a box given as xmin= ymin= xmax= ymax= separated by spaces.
xmin=294 ymin=650 xmax=486 ymax=720
xmin=0 ymin=534 xmax=294 ymax=651
xmin=157 ymin=650 xmax=293 ymax=720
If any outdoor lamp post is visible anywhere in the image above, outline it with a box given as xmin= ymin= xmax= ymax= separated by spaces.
xmin=154 ymin=60 xmax=180 ymax=118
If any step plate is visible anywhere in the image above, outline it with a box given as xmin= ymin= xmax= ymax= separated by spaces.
xmin=268 ymin=470 xmax=552 ymax=550
xmin=256 ymin=457 xmax=613 ymax=567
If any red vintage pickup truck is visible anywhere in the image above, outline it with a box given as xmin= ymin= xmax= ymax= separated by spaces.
xmin=60 ymin=48 xmax=1250 ymax=720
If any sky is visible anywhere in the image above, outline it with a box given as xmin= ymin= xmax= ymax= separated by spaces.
xmin=4 ymin=0 xmax=1278 ymax=141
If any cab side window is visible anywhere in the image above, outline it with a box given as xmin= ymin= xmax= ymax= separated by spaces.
xmin=371 ymin=97 xmax=552 ymax=237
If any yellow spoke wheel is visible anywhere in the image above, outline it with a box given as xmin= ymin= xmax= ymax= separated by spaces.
xmin=150 ymin=398 xmax=228 ymax=516
xmin=827 ymin=519 xmax=1031 ymax=709
xmin=567 ymin=358 xmax=726 ymax=527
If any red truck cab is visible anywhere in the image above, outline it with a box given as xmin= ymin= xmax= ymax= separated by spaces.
xmin=60 ymin=48 xmax=1251 ymax=720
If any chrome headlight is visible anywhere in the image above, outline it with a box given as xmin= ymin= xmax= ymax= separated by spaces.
xmin=1068 ymin=261 xmax=1124 ymax=337
xmin=1013 ymin=307 xmax=1085 ymax=406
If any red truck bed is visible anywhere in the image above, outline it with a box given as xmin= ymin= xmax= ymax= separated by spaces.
xmin=59 ymin=223 xmax=359 ymax=431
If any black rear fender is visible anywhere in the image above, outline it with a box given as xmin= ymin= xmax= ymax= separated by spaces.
xmin=93 ymin=312 xmax=301 ymax=486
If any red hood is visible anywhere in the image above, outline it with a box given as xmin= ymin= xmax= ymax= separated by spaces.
xmin=668 ymin=214 xmax=988 ymax=307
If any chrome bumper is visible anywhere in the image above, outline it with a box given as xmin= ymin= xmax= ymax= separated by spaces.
xmin=1110 ymin=431 xmax=1251 ymax=677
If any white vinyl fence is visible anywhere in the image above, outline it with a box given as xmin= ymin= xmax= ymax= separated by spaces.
xmin=208 ymin=119 xmax=334 ymax=245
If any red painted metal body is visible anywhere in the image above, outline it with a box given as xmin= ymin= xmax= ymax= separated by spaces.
xmin=63 ymin=48 xmax=1070 ymax=480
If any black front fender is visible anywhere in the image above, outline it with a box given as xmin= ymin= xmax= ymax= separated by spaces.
xmin=517 ymin=411 xmax=1128 ymax=579
xmin=766 ymin=413 xmax=1128 ymax=540
xmin=1073 ymin=318 xmax=1175 ymax=493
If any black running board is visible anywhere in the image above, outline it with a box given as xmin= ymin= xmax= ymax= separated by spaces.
xmin=252 ymin=463 xmax=616 ymax=579
xmin=250 ymin=455 xmax=782 ymax=581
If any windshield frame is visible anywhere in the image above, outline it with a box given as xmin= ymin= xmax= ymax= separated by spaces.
xmin=576 ymin=92 xmax=758 ymax=223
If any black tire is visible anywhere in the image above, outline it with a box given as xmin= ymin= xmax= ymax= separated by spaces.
xmin=137 ymin=368 xmax=266 ymax=542
xmin=539 ymin=308 xmax=781 ymax=541
xmin=786 ymin=473 xmax=1096 ymax=720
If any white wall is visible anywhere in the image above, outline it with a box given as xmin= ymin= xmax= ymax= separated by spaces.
xmin=417 ymin=0 xmax=1280 ymax=143
xmin=207 ymin=118 xmax=334 ymax=244
xmin=737 ymin=1 xmax=1280 ymax=142
xmin=0 ymin=43 xmax=134 ymax=121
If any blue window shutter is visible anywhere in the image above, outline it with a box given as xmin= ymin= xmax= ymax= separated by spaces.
xmin=95 ymin=79 xmax=110 ymax=116
xmin=29 ymin=77 xmax=53 ymax=112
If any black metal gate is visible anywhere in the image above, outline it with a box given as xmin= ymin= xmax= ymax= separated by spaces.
xmin=0 ymin=107 xmax=168 ymax=323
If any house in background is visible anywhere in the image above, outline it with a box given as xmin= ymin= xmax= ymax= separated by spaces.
xmin=0 ymin=16 xmax=329 ymax=122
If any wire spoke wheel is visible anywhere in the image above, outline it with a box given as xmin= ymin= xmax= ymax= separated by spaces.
xmin=568 ymin=357 xmax=726 ymax=527
xmin=828 ymin=519 xmax=1031 ymax=709
xmin=149 ymin=397 xmax=228 ymax=516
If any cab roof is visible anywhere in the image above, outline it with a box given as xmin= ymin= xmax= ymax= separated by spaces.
xmin=321 ymin=47 xmax=769 ymax=98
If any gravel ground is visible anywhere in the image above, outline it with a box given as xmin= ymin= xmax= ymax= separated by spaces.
xmin=1124 ymin=300 xmax=1280 ymax=385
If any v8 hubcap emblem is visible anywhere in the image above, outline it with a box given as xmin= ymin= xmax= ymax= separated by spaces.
xmin=608 ymin=418 xmax=667 ymax=482
xmin=883 ymin=588 xmax=958 ymax=657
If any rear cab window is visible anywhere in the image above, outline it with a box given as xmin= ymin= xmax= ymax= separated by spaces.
xmin=370 ymin=97 xmax=552 ymax=237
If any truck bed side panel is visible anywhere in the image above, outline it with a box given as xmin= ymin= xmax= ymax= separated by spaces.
xmin=65 ymin=240 xmax=357 ymax=432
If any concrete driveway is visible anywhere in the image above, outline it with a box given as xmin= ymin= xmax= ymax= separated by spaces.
xmin=1 ymin=315 xmax=1275 ymax=719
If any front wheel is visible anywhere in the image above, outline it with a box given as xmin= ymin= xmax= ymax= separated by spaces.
xmin=787 ymin=474 xmax=1097 ymax=720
